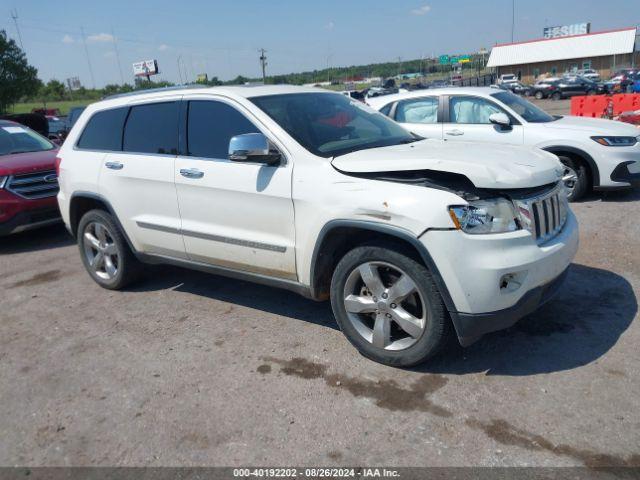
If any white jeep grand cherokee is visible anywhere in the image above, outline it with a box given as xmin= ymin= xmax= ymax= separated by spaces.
xmin=367 ymin=87 xmax=640 ymax=201
xmin=57 ymin=85 xmax=579 ymax=367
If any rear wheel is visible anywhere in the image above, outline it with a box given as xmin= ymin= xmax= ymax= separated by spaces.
xmin=551 ymin=91 xmax=562 ymax=100
xmin=558 ymin=156 xmax=589 ymax=202
xmin=534 ymin=91 xmax=544 ymax=100
xmin=330 ymin=245 xmax=451 ymax=367
xmin=77 ymin=209 xmax=142 ymax=290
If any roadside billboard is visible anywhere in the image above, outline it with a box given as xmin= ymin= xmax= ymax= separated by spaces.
xmin=132 ymin=59 xmax=159 ymax=77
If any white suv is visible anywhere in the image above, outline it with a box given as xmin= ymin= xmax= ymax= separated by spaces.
xmin=57 ymin=85 xmax=578 ymax=366
xmin=367 ymin=87 xmax=640 ymax=201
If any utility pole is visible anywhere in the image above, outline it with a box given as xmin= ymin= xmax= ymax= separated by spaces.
xmin=111 ymin=27 xmax=125 ymax=84
xmin=177 ymin=55 xmax=184 ymax=84
xmin=511 ymin=0 xmax=515 ymax=43
xmin=10 ymin=9 xmax=24 ymax=50
xmin=397 ymin=57 xmax=402 ymax=78
xmin=80 ymin=27 xmax=96 ymax=89
xmin=259 ymin=48 xmax=267 ymax=83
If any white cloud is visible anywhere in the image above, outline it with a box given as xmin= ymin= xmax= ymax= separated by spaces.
xmin=410 ymin=5 xmax=431 ymax=15
xmin=324 ymin=21 xmax=335 ymax=30
xmin=87 ymin=32 xmax=114 ymax=43
xmin=158 ymin=44 xmax=170 ymax=51
xmin=62 ymin=34 xmax=74 ymax=44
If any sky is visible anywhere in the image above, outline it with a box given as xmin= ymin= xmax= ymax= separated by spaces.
xmin=1 ymin=0 xmax=639 ymax=88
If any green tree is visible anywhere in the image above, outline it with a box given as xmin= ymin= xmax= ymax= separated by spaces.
xmin=41 ymin=79 xmax=66 ymax=100
xmin=0 ymin=30 xmax=40 ymax=113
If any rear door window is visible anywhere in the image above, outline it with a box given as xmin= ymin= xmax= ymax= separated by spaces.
xmin=77 ymin=107 xmax=128 ymax=151
xmin=123 ymin=102 xmax=178 ymax=155
xmin=186 ymin=100 xmax=259 ymax=159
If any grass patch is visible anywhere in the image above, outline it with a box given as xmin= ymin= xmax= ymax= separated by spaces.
xmin=9 ymin=100 xmax=94 ymax=116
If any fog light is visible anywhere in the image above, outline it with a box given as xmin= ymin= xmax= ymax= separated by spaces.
xmin=500 ymin=273 xmax=524 ymax=293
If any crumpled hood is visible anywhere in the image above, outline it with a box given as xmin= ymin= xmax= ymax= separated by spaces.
xmin=546 ymin=115 xmax=640 ymax=135
xmin=331 ymin=139 xmax=563 ymax=189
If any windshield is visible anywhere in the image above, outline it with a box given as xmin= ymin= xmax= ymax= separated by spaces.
xmin=250 ymin=93 xmax=417 ymax=157
xmin=0 ymin=123 xmax=55 ymax=156
xmin=491 ymin=91 xmax=555 ymax=123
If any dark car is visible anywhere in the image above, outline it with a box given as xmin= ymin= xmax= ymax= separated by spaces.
xmin=499 ymin=81 xmax=532 ymax=96
xmin=532 ymin=77 xmax=606 ymax=100
xmin=66 ymin=106 xmax=86 ymax=130
xmin=0 ymin=120 xmax=60 ymax=235
xmin=46 ymin=116 xmax=68 ymax=142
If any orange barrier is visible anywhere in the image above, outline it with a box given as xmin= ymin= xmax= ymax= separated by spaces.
xmin=570 ymin=95 xmax=608 ymax=118
xmin=570 ymin=94 xmax=640 ymax=118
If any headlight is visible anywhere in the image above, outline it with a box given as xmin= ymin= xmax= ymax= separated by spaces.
xmin=448 ymin=198 xmax=520 ymax=234
xmin=0 ymin=176 xmax=7 ymax=189
xmin=591 ymin=136 xmax=638 ymax=147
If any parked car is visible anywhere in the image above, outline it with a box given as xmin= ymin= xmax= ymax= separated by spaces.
xmin=575 ymin=69 xmax=600 ymax=81
xmin=428 ymin=80 xmax=450 ymax=89
xmin=0 ymin=120 xmax=61 ymax=235
xmin=367 ymin=87 xmax=640 ymax=201
xmin=609 ymin=69 xmax=638 ymax=92
xmin=531 ymin=77 xmax=605 ymax=100
xmin=498 ymin=81 xmax=532 ymax=96
xmin=497 ymin=74 xmax=518 ymax=85
xmin=32 ymin=108 xmax=62 ymax=117
xmin=0 ymin=113 xmax=49 ymax=138
xmin=67 ymin=106 xmax=87 ymax=130
xmin=530 ymin=79 xmax=560 ymax=99
xmin=57 ymin=85 xmax=578 ymax=366
xmin=46 ymin=116 xmax=68 ymax=142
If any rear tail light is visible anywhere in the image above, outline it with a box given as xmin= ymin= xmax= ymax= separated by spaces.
xmin=55 ymin=156 xmax=62 ymax=177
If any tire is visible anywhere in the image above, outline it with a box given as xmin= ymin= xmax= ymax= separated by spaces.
xmin=551 ymin=92 xmax=562 ymax=100
xmin=330 ymin=245 xmax=452 ymax=367
xmin=534 ymin=91 xmax=544 ymax=100
xmin=558 ymin=156 xmax=589 ymax=202
xmin=77 ymin=209 xmax=142 ymax=290
xmin=587 ymin=89 xmax=596 ymax=96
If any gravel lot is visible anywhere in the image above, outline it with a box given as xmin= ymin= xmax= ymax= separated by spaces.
xmin=1 ymin=107 xmax=639 ymax=467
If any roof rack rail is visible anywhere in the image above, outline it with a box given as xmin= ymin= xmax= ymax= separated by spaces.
xmin=102 ymin=84 xmax=209 ymax=100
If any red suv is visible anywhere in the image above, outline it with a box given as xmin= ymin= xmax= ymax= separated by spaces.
xmin=0 ymin=120 xmax=61 ymax=235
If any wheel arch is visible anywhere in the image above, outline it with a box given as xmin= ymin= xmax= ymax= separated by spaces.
xmin=542 ymin=146 xmax=600 ymax=187
xmin=309 ymin=220 xmax=458 ymax=317
xmin=69 ymin=192 xmax=137 ymax=253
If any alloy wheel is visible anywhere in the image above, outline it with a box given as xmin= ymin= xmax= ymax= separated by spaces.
xmin=343 ymin=261 xmax=427 ymax=351
xmin=562 ymin=164 xmax=579 ymax=197
xmin=83 ymin=221 xmax=119 ymax=281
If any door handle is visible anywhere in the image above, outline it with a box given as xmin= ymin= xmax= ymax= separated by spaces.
xmin=445 ymin=129 xmax=465 ymax=136
xmin=180 ymin=168 xmax=204 ymax=179
xmin=105 ymin=161 xmax=124 ymax=170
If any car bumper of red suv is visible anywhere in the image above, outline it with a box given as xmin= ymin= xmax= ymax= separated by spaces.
xmin=0 ymin=189 xmax=61 ymax=236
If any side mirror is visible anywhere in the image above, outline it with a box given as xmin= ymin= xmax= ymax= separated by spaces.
xmin=489 ymin=112 xmax=511 ymax=128
xmin=228 ymin=133 xmax=281 ymax=166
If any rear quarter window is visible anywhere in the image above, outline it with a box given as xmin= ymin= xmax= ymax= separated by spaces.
xmin=76 ymin=107 xmax=129 ymax=151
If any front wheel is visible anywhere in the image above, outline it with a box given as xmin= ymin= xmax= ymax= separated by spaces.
xmin=558 ymin=156 xmax=589 ymax=202
xmin=330 ymin=245 xmax=452 ymax=367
